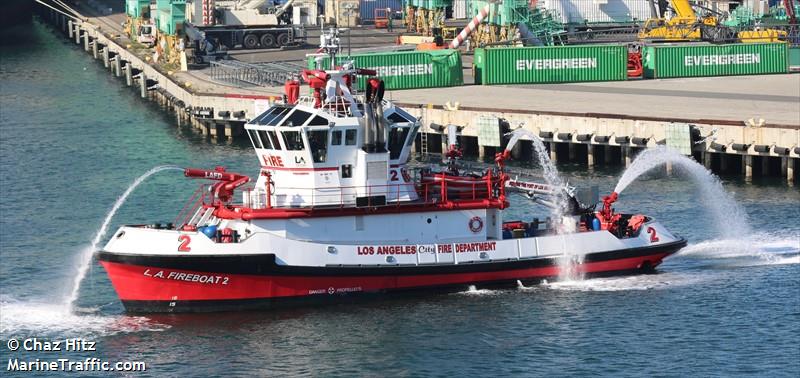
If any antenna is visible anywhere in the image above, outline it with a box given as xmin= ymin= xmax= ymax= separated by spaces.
xmin=319 ymin=28 xmax=341 ymax=70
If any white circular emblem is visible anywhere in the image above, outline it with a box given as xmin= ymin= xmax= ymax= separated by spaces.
xmin=328 ymin=287 xmax=335 ymax=295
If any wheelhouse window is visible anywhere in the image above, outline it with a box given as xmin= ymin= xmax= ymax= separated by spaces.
xmin=345 ymin=129 xmax=357 ymax=145
xmin=254 ymin=106 xmax=291 ymax=126
xmin=281 ymin=131 xmax=305 ymax=151
xmin=308 ymin=115 xmax=329 ymax=126
xmin=257 ymin=130 xmax=274 ymax=149
xmin=388 ymin=108 xmax=414 ymax=123
xmin=281 ymin=110 xmax=312 ymax=127
xmin=267 ymin=131 xmax=282 ymax=150
xmin=308 ymin=130 xmax=329 ymax=163
xmin=388 ymin=127 xmax=411 ymax=160
xmin=406 ymin=125 xmax=419 ymax=146
xmin=331 ymin=130 xmax=342 ymax=145
xmin=247 ymin=129 xmax=263 ymax=149
xmin=387 ymin=112 xmax=408 ymax=123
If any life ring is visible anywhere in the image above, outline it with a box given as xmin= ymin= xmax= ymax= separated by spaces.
xmin=469 ymin=216 xmax=483 ymax=233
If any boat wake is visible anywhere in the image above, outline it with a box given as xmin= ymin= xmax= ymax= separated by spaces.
xmin=539 ymin=272 xmax=705 ymax=292
xmin=455 ymin=285 xmax=499 ymax=296
xmin=0 ymin=295 xmax=168 ymax=337
xmin=678 ymin=232 xmax=800 ymax=267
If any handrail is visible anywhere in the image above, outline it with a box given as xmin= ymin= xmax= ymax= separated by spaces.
xmin=233 ymin=177 xmax=501 ymax=210
xmin=174 ymin=184 xmax=208 ymax=227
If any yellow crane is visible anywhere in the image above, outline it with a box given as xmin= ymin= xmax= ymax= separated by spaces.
xmin=638 ymin=0 xmax=786 ymax=43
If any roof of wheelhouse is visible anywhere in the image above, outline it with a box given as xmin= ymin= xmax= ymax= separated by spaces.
xmin=246 ymin=100 xmax=417 ymax=129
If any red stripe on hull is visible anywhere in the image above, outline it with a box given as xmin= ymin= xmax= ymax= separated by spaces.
xmin=100 ymin=252 xmax=670 ymax=302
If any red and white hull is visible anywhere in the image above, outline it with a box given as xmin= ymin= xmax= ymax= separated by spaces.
xmin=98 ymin=238 xmax=685 ymax=312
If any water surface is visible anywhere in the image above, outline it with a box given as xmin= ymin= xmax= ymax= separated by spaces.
xmin=1 ymin=20 xmax=798 ymax=377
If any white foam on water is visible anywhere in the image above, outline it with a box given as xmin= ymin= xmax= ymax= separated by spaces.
xmin=678 ymin=232 xmax=800 ymax=267
xmin=540 ymin=272 xmax=705 ymax=292
xmin=613 ymin=147 xmax=750 ymax=239
xmin=454 ymin=285 xmax=497 ymax=296
xmin=66 ymin=165 xmax=182 ymax=309
xmin=0 ymin=295 xmax=168 ymax=337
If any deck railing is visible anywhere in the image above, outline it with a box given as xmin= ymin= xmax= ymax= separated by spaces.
xmin=176 ymin=172 xmax=504 ymax=223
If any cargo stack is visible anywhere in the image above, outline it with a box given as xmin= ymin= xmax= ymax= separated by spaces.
xmin=308 ymin=49 xmax=463 ymax=90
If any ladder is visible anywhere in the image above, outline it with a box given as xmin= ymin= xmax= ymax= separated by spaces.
xmin=420 ymin=130 xmax=429 ymax=156
xmin=419 ymin=107 xmax=429 ymax=156
xmin=187 ymin=207 xmax=215 ymax=227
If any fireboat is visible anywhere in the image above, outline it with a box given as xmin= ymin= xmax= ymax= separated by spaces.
xmin=98 ymin=30 xmax=686 ymax=312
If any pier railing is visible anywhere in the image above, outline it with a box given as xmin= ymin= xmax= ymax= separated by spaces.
xmin=210 ymin=60 xmax=306 ymax=87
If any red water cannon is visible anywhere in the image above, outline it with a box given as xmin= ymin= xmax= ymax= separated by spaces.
xmin=494 ymin=149 xmax=511 ymax=171
xmin=601 ymin=192 xmax=618 ymax=217
xmin=284 ymin=79 xmax=300 ymax=105
xmin=598 ymin=191 xmax=620 ymax=233
xmin=365 ymin=77 xmax=385 ymax=103
xmin=184 ymin=167 xmax=250 ymax=203
xmin=446 ymin=144 xmax=463 ymax=160
xmin=301 ymin=69 xmax=329 ymax=108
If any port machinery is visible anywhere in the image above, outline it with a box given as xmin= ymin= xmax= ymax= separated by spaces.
xmin=98 ymin=29 xmax=687 ymax=312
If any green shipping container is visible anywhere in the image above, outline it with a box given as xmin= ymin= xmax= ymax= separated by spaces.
xmin=307 ymin=49 xmax=463 ymax=90
xmin=643 ymin=43 xmax=788 ymax=79
xmin=789 ymin=47 xmax=800 ymax=68
xmin=473 ymin=45 xmax=627 ymax=85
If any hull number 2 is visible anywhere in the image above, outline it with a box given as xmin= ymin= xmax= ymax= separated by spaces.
xmin=647 ymin=227 xmax=659 ymax=243
xmin=178 ymin=235 xmax=192 ymax=252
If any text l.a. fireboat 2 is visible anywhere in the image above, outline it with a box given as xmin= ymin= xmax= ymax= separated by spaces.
xmin=98 ymin=30 xmax=686 ymax=312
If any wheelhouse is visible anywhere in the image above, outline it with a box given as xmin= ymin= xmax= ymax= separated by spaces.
xmin=242 ymin=99 xmax=420 ymax=209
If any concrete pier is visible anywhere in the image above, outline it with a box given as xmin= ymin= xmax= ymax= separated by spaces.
xmin=35 ymin=2 xmax=799 ymax=184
